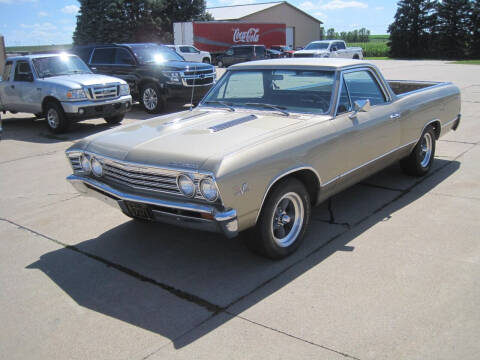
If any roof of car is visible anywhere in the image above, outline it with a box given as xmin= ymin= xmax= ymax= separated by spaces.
xmin=230 ymin=58 xmax=371 ymax=70
xmin=6 ymin=53 xmax=76 ymax=61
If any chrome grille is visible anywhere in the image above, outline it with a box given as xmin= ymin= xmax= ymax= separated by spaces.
xmin=181 ymin=69 xmax=215 ymax=87
xmin=68 ymin=154 xmax=82 ymax=171
xmin=293 ymin=53 xmax=314 ymax=58
xmin=87 ymin=84 xmax=118 ymax=100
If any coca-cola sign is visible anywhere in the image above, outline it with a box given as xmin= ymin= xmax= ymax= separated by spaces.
xmin=233 ymin=28 xmax=260 ymax=43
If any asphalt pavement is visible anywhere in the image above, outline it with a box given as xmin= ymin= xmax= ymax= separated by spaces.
xmin=0 ymin=60 xmax=479 ymax=359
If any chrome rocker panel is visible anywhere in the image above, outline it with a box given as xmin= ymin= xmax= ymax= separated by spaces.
xmin=67 ymin=175 xmax=238 ymax=238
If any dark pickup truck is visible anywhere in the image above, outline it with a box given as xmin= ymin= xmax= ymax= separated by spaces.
xmin=73 ymin=43 xmax=216 ymax=113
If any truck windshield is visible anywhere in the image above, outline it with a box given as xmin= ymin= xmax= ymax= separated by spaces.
xmin=201 ymin=69 xmax=335 ymax=115
xmin=304 ymin=42 xmax=330 ymax=50
xmin=32 ymin=55 xmax=91 ymax=78
xmin=130 ymin=44 xmax=184 ymax=64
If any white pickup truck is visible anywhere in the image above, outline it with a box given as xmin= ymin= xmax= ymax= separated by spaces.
xmin=294 ymin=40 xmax=363 ymax=59
xmin=166 ymin=45 xmax=212 ymax=64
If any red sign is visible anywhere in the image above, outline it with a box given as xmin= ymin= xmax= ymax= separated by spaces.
xmin=192 ymin=22 xmax=286 ymax=53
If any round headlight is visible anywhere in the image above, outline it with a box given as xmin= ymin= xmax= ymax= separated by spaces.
xmin=91 ymin=157 xmax=103 ymax=177
xmin=200 ymin=178 xmax=218 ymax=202
xmin=80 ymin=155 xmax=92 ymax=174
xmin=177 ymin=174 xmax=195 ymax=197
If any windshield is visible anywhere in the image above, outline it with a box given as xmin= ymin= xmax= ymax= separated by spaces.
xmin=201 ymin=69 xmax=335 ymax=114
xmin=129 ymin=44 xmax=184 ymax=64
xmin=32 ymin=55 xmax=91 ymax=78
xmin=304 ymin=42 xmax=330 ymax=50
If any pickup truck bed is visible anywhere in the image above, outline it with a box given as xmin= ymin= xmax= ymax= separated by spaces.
xmin=388 ymin=80 xmax=442 ymax=96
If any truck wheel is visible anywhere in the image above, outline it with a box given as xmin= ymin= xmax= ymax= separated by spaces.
xmin=244 ymin=178 xmax=311 ymax=259
xmin=104 ymin=114 xmax=124 ymax=125
xmin=353 ymin=54 xmax=360 ymax=59
xmin=400 ymin=125 xmax=436 ymax=176
xmin=202 ymin=58 xmax=210 ymax=64
xmin=217 ymin=60 xmax=224 ymax=68
xmin=45 ymin=101 xmax=69 ymax=134
xmin=141 ymin=84 xmax=165 ymax=114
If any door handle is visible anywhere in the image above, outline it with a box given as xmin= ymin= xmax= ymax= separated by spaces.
xmin=390 ymin=113 xmax=401 ymax=119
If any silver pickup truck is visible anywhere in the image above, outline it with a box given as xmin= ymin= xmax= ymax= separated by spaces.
xmin=0 ymin=53 xmax=132 ymax=135
xmin=66 ymin=59 xmax=461 ymax=259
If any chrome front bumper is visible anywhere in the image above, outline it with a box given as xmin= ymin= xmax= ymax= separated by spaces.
xmin=67 ymin=175 xmax=238 ymax=238
xmin=61 ymin=95 xmax=132 ymax=113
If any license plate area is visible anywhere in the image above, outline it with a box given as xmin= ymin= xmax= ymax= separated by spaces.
xmin=124 ymin=201 xmax=153 ymax=220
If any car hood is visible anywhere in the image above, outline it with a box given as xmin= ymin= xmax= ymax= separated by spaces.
xmin=40 ymin=74 xmax=126 ymax=88
xmin=82 ymin=109 xmax=315 ymax=172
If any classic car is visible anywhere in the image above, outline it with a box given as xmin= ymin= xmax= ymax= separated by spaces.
xmin=66 ymin=58 xmax=461 ymax=259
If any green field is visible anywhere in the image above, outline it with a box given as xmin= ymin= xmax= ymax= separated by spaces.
xmin=348 ymin=41 xmax=390 ymax=58
xmin=451 ymin=60 xmax=480 ymax=65
xmin=5 ymin=44 xmax=72 ymax=53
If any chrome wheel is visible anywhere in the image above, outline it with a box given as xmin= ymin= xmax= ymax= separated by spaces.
xmin=271 ymin=192 xmax=304 ymax=247
xmin=47 ymin=108 xmax=59 ymax=129
xmin=420 ymin=132 xmax=433 ymax=167
xmin=142 ymin=88 xmax=158 ymax=111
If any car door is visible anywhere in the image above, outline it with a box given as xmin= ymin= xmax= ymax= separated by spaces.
xmin=10 ymin=60 xmax=42 ymax=113
xmin=332 ymin=68 xmax=400 ymax=183
xmin=335 ymin=42 xmax=348 ymax=58
xmin=89 ymin=47 xmax=116 ymax=76
xmin=109 ymin=47 xmax=138 ymax=91
xmin=0 ymin=61 xmax=15 ymax=110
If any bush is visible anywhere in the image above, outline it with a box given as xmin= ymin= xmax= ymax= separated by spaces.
xmin=347 ymin=42 xmax=390 ymax=57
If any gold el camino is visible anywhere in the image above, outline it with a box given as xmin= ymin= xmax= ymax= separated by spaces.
xmin=66 ymin=58 xmax=461 ymax=259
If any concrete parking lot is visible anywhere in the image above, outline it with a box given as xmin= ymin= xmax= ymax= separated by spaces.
xmin=0 ymin=60 xmax=479 ymax=360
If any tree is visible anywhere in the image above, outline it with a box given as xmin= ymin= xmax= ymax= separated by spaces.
xmin=470 ymin=0 xmax=480 ymax=57
xmin=435 ymin=0 xmax=472 ymax=58
xmin=73 ymin=0 xmax=211 ymax=45
xmin=326 ymin=28 xmax=336 ymax=39
xmin=388 ymin=0 xmax=437 ymax=58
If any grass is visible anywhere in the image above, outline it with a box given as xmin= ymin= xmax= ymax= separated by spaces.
xmin=451 ymin=60 xmax=480 ymax=65
xmin=5 ymin=44 xmax=72 ymax=53
xmin=365 ymin=57 xmax=392 ymax=60
xmin=348 ymin=41 xmax=390 ymax=57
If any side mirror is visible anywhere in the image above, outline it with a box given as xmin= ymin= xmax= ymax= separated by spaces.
xmin=349 ymin=99 xmax=370 ymax=119
xmin=331 ymin=46 xmax=337 ymax=52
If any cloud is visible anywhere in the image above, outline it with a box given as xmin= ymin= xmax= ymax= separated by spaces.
xmin=61 ymin=5 xmax=79 ymax=14
xmin=10 ymin=22 xmax=72 ymax=46
xmin=38 ymin=11 xmax=48 ymax=17
xmin=313 ymin=11 xmax=328 ymax=21
xmin=320 ymin=1 xmax=367 ymax=10
xmin=299 ymin=1 xmax=317 ymax=11
xmin=218 ymin=0 xmax=256 ymax=4
xmin=375 ymin=6 xmax=384 ymax=10
xmin=0 ymin=0 xmax=37 ymax=3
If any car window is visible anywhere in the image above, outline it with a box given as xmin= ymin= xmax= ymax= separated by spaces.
xmin=115 ymin=48 xmax=135 ymax=65
xmin=336 ymin=78 xmax=352 ymax=114
xmin=14 ymin=61 xmax=33 ymax=81
xmin=91 ymin=48 xmax=116 ymax=64
xmin=343 ymin=70 xmax=386 ymax=106
xmin=2 ymin=61 xmax=13 ymax=81
xmin=215 ymin=71 xmax=264 ymax=99
xmin=256 ymin=46 xmax=265 ymax=56
xmin=179 ymin=46 xmax=190 ymax=53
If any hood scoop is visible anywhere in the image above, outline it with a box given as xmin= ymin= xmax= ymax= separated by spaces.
xmin=162 ymin=111 xmax=209 ymax=127
xmin=208 ymin=115 xmax=257 ymax=133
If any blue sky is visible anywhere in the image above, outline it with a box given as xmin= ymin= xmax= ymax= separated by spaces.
xmin=0 ymin=0 xmax=397 ymax=46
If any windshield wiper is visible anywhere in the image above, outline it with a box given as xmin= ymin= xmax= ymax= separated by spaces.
xmin=203 ymin=100 xmax=236 ymax=112
xmin=245 ymin=103 xmax=290 ymax=116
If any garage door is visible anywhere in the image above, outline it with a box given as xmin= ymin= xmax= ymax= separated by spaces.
xmin=286 ymin=27 xmax=294 ymax=48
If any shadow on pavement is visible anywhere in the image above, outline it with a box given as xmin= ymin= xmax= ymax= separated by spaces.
xmin=26 ymin=158 xmax=460 ymax=348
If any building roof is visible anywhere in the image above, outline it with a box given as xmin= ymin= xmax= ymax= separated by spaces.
xmin=230 ymin=58 xmax=371 ymax=70
xmin=207 ymin=1 xmax=321 ymax=24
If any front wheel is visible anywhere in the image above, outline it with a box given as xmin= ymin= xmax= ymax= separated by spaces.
xmin=45 ymin=101 xmax=69 ymax=133
xmin=104 ymin=114 xmax=124 ymax=125
xmin=202 ymin=57 xmax=210 ymax=64
xmin=141 ymin=84 xmax=164 ymax=114
xmin=400 ymin=125 xmax=436 ymax=176
xmin=244 ymin=178 xmax=311 ymax=259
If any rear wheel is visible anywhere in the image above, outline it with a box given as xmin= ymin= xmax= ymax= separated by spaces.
xmin=45 ymin=101 xmax=69 ymax=133
xmin=244 ymin=178 xmax=311 ymax=259
xmin=400 ymin=125 xmax=436 ymax=176
xmin=141 ymin=83 xmax=164 ymax=114
xmin=353 ymin=54 xmax=360 ymax=59
xmin=104 ymin=114 xmax=124 ymax=125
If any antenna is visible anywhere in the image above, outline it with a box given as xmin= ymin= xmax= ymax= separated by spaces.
xmin=189 ymin=66 xmax=197 ymax=111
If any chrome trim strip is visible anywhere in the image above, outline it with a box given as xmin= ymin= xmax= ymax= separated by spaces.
xmin=255 ymin=166 xmax=322 ymax=222
xmin=322 ymin=140 xmax=417 ymax=187
xmin=209 ymin=115 xmax=257 ymax=132
xmin=68 ymin=174 xmax=214 ymax=214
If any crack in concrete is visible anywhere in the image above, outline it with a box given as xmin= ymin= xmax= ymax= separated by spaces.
xmin=0 ymin=150 xmax=60 ymax=165
xmin=359 ymin=182 xmax=403 ymax=192
xmin=439 ymin=139 xmax=479 ymax=145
